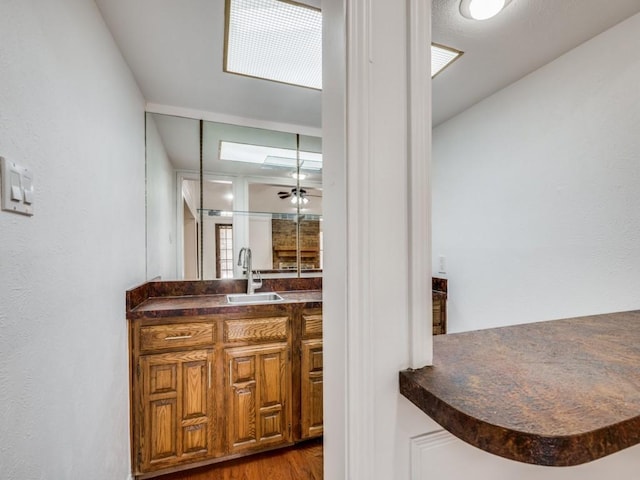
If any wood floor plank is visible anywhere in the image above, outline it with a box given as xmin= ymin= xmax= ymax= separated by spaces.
xmin=156 ymin=440 xmax=323 ymax=480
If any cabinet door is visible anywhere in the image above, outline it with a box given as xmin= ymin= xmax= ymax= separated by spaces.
xmin=225 ymin=343 xmax=290 ymax=454
xmin=139 ymin=349 xmax=214 ymax=473
xmin=301 ymin=338 xmax=323 ymax=439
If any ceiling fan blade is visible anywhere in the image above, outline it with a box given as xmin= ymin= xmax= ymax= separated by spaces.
xmin=277 ymin=191 xmax=291 ymax=198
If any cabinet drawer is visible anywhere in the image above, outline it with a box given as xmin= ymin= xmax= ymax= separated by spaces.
xmin=302 ymin=313 xmax=323 ymax=338
xmin=139 ymin=322 xmax=215 ymax=352
xmin=224 ymin=316 xmax=289 ymax=343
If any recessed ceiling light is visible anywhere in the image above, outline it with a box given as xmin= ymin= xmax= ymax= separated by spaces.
xmin=225 ymin=0 xmax=322 ymax=89
xmin=460 ymin=0 xmax=512 ymax=20
xmin=431 ymin=43 xmax=463 ymax=78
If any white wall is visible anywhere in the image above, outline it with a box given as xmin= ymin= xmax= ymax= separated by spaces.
xmin=146 ymin=114 xmax=177 ymax=280
xmin=0 ymin=1 xmax=145 ymax=479
xmin=433 ymin=12 xmax=640 ymax=333
xmin=249 ymin=216 xmax=273 ymax=270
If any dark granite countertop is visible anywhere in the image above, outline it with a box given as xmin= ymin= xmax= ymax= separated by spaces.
xmin=400 ymin=310 xmax=640 ymax=466
xmin=126 ymin=277 xmax=323 ymax=320
xmin=128 ymin=290 xmax=322 ymax=319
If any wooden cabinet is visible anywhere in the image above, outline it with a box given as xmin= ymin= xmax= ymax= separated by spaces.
xmin=222 ymin=312 xmax=292 ymax=454
xmin=300 ymin=339 xmax=323 ymax=438
xmin=139 ymin=349 xmax=215 ymax=472
xmin=432 ymin=292 xmax=447 ymax=335
xmin=129 ymin=304 xmax=321 ymax=479
xmin=300 ymin=309 xmax=323 ymax=439
xmin=225 ymin=343 xmax=290 ymax=453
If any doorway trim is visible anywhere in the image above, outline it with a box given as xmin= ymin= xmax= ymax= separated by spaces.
xmin=322 ymin=0 xmax=432 ymax=478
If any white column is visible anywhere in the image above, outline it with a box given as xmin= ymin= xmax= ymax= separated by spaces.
xmin=323 ymin=0 xmax=434 ymax=479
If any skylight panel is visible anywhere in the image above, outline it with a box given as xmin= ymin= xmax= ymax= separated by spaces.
xmin=220 ymin=141 xmax=323 ymax=170
xmin=431 ymin=43 xmax=463 ymax=78
xmin=225 ymin=0 xmax=322 ymax=89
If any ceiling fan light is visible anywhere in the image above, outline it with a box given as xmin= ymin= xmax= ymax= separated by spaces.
xmin=460 ymin=0 xmax=509 ymax=20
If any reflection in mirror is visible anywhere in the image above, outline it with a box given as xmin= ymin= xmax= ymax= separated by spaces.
xmin=197 ymin=179 xmax=234 ymax=280
xmin=297 ymin=134 xmax=323 ymax=274
xmin=145 ymin=112 xmax=322 ymax=281
xmin=145 ymin=113 xmax=200 ymax=281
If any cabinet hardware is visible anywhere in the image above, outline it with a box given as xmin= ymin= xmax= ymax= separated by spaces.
xmin=164 ymin=335 xmax=193 ymax=340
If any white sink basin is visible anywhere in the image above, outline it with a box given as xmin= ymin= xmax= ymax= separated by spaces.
xmin=226 ymin=292 xmax=284 ymax=305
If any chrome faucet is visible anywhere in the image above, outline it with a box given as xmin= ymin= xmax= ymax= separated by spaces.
xmin=238 ymin=247 xmax=262 ymax=295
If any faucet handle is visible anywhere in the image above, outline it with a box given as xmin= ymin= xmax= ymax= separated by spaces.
xmin=253 ymin=271 xmax=263 ymax=289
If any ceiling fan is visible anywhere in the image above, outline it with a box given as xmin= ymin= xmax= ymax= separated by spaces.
xmin=277 ymin=187 xmax=321 ymax=205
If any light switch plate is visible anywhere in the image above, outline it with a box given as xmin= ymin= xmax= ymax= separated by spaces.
xmin=1 ymin=156 xmax=34 ymax=216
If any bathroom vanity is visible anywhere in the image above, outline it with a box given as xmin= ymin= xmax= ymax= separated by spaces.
xmin=126 ymin=277 xmax=447 ymax=478
xmin=126 ymin=278 xmax=323 ymax=479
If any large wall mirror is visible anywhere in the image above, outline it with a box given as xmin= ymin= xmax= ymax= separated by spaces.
xmin=145 ymin=112 xmax=322 ymax=281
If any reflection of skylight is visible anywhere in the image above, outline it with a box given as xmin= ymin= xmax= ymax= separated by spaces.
xmin=225 ymin=0 xmax=322 ymax=89
xmin=220 ymin=141 xmax=323 ymax=170
xmin=431 ymin=43 xmax=463 ymax=78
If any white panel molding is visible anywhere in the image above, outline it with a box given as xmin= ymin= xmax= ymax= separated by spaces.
xmin=146 ymin=103 xmax=322 ymax=137
xmin=411 ymin=430 xmax=455 ymax=480
xmin=407 ymin=0 xmax=433 ymax=368
xmin=345 ymin=0 xmax=375 ymax=478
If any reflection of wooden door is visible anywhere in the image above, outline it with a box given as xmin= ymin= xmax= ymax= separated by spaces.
xmin=225 ymin=343 xmax=291 ymax=454
xmin=215 ymin=224 xmax=233 ymax=278
xmin=139 ymin=350 xmax=215 ymax=473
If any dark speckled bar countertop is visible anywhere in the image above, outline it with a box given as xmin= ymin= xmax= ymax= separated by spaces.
xmin=126 ymin=277 xmax=322 ymax=320
xmin=400 ymin=310 xmax=640 ymax=466
xmin=128 ymin=290 xmax=322 ymax=319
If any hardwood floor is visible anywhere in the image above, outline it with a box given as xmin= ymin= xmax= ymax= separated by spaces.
xmin=156 ymin=440 xmax=323 ymax=480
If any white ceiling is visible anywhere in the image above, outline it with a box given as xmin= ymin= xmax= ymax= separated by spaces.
xmin=96 ymin=0 xmax=640 ymax=129
xmin=96 ymin=0 xmax=322 ymax=128
xmin=431 ymin=0 xmax=640 ymax=125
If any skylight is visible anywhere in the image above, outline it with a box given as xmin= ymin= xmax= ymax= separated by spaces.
xmin=220 ymin=141 xmax=323 ymax=170
xmin=225 ymin=0 xmax=460 ymax=86
xmin=225 ymin=0 xmax=322 ymax=89
xmin=431 ymin=43 xmax=463 ymax=78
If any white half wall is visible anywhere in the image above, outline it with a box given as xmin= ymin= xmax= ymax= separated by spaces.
xmin=146 ymin=113 xmax=178 ymax=280
xmin=433 ymin=12 xmax=640 ymax=333
xmin=412 ymin=430 xmax=640 ymax=480
xmin=0 ymin=1 xmax=145 ymax=479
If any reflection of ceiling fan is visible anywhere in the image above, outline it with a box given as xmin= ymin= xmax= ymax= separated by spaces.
xmin=277 ymin=187 xmax=321 ymax=205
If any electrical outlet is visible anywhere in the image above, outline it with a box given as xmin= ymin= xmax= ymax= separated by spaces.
xmin=438 ymin=255 xmax=446 ymax=274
